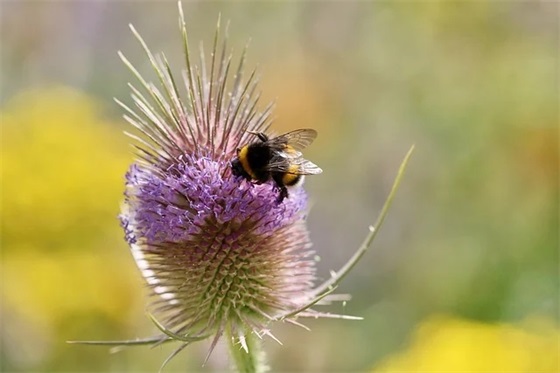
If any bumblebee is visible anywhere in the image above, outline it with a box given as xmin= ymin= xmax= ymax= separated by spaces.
xmin=231 ymin=128 xmax=323 ymax=203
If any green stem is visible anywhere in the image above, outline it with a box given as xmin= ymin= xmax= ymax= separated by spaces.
xmin=312 ymin=144 xmax=415 ymax=297
xmin=227 ymin=329 xmax=267 ymax=373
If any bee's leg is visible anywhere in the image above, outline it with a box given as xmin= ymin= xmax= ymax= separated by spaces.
xmin=271 ymin=173 xmax=288 ymax=203
xmin=277 ymin=186 xmax=288 ymax=204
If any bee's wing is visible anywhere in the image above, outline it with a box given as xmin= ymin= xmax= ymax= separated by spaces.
xmin=270 ymin=129 xmax=318 ymax=152
xmin=276 ymin=149 xmax=303 ymax=159
xmin=282 ymin=128 xmax=318 ymax=151
xmin=295 ymin=159 xmax=323 ymax=175
xmin=265 ymin=157 xmax=323 ymax=175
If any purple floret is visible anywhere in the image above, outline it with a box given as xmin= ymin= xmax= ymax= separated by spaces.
xmin=124 ymin=153 xmax=307 ymax=247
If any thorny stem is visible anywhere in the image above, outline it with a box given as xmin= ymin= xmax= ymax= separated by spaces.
xmin=227 ymin=328 xmax=267 ymax=373
xmin=311 ymin=145 xmax=415 ymax=297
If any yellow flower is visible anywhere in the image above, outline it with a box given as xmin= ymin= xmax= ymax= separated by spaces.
xmin=1 ymin=87 xmax=131 ymax=249
xmin=373 ymin=315 xmax=559 ymax=372
xmin=1 ymin=87 xmax=141 ymax=370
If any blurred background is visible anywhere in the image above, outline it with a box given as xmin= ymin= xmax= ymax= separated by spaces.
xmin=1 ymin=1 xmax=558 ymax=372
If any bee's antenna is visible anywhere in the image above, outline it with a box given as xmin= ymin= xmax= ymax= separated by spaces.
xmin=247 ymin=131 xmax=268 ymax=142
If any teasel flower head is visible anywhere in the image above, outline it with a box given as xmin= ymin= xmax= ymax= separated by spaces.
xmin=111 ymin=3 xmax=365 ymax=368
xmin=68 ymin=2 xmax=414 ymax=371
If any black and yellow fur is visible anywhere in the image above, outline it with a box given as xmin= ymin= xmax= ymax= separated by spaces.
xmin=231 ymin=130 xmax=320 ymax=203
